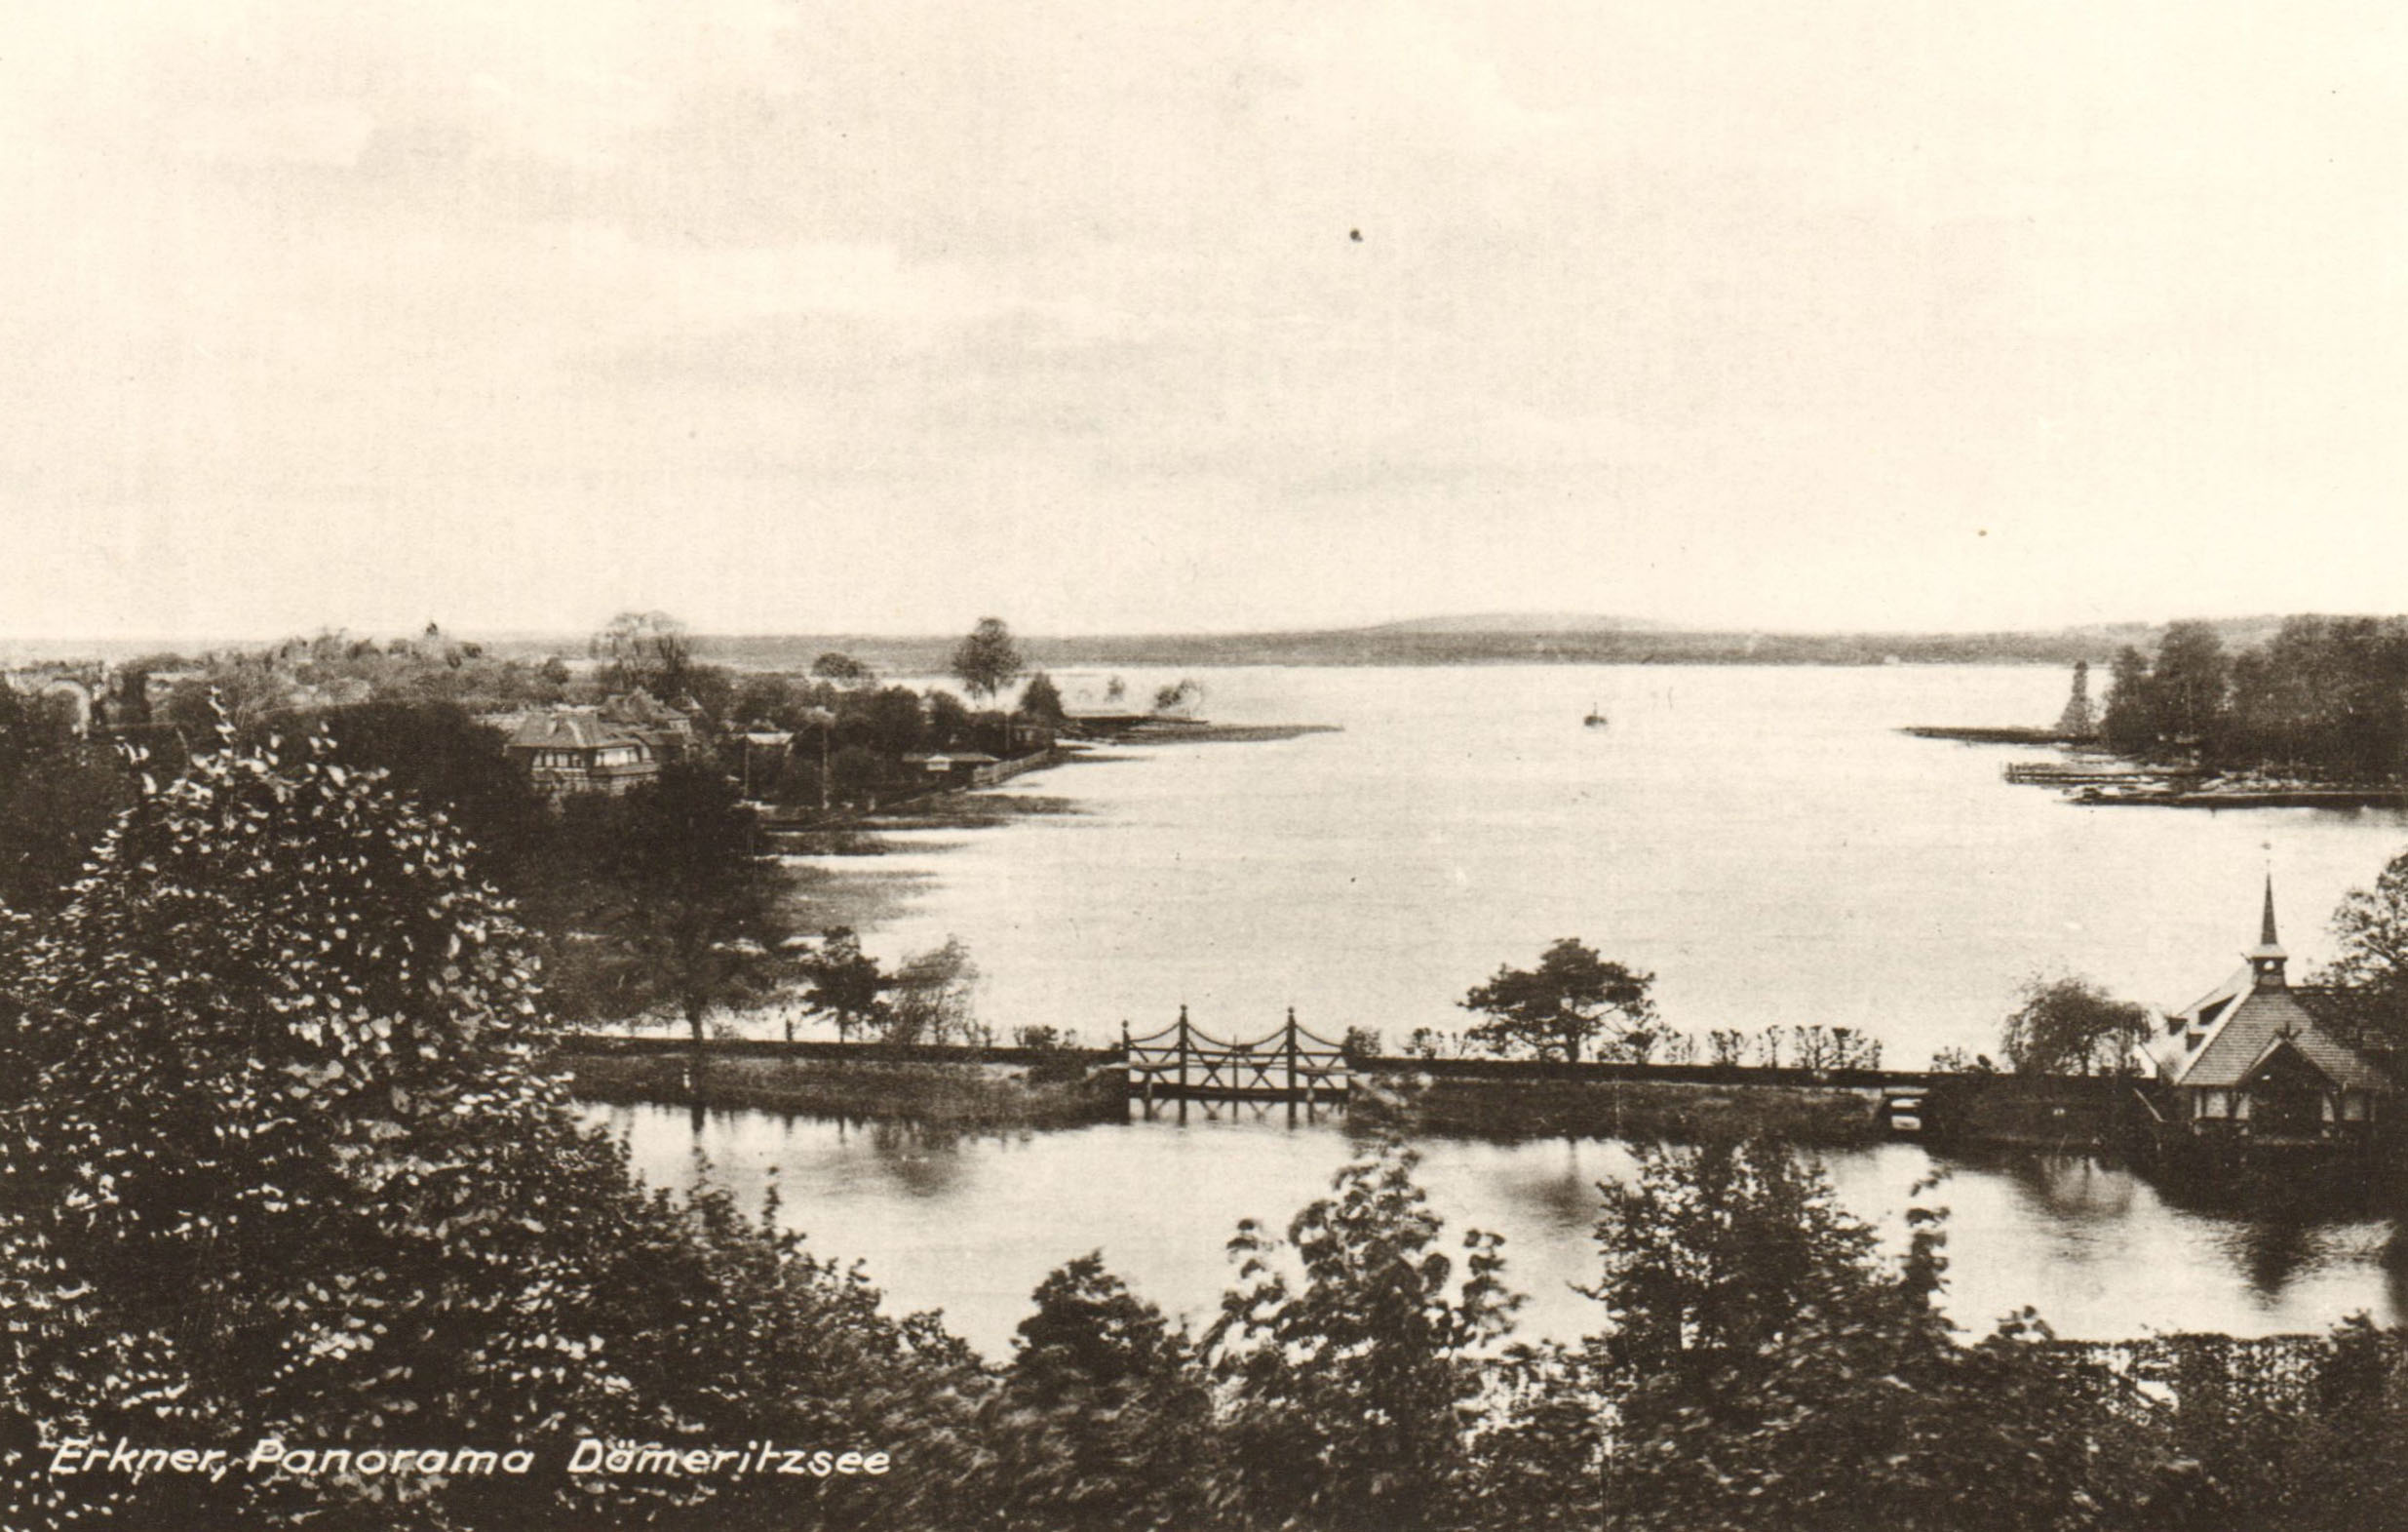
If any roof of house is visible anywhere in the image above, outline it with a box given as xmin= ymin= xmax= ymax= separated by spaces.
xmin=601 ymin=690 xmax=693 ymax=727
xmin=506 ymin=708 xmax=650 ymax=754
xmin=2137 ymin=877 xmax=2393 ymax=1094
xmin=2144 ymin=965 xmax=2393 ymax=1093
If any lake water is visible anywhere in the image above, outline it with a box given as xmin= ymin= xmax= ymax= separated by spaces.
xmin=593 ymin=1102 xmax=2408 ymax=1358
xmin=596 ymin=664 xmax=2408 ymax=1358
xmin=822 ymin=664 xmax=2408 ymax=1065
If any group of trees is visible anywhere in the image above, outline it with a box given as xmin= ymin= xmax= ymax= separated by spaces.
xmin=1454 ymin=943 xmax=1885 ymax=1072
xmin=788 ymin=927 xmax=985 ymax=1045
xmin=0 ymin=687 xmax=136 ymax=914
xmin=2104 ymin=615 xmax=2408 ymax=780
xmin=98 ymin=610 xmax=1068 ymax=819
xmin=14 ymin=613 xmax=1074 ymax=1043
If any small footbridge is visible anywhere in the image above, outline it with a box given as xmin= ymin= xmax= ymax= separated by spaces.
xmin=1123 ymin=1008 xmax=1350 ymax=1109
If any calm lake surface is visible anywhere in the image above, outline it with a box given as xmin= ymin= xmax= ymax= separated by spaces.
xmin=835 ymin=663 xmax=2407 ymax=1064
xmin=594 ymin=1102 xmax=2408 ymax=1358
xmin=608 ymin=664 xmax=2408 ymax=1357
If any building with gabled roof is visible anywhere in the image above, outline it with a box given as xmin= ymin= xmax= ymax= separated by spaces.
xmin=505 ymin=707 xmax=659 ymax=796
xmin=599 ymin=689 xmax=697 ymax=761
xmin=2137 ymin=879 xmax=2393 ymax=1145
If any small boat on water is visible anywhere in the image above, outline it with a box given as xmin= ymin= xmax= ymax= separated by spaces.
xmin=1583 ymin=704 xmax=1608 ymax=728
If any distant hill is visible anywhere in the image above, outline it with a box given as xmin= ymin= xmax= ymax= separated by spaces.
xmin=9 ymin=613 xmax=2367 ymax=676
xmin=1353 ymin=612 xmax=1676 ymax=636
xmin=664 ymin=623 xmax=2135 ymax=674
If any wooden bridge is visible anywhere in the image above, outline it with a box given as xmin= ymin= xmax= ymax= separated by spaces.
xmin=1123 ymin=1008 xmax=1350 ymax=1109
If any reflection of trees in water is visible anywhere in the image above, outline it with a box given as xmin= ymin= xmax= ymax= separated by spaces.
xmin=2144 ymin=1163 xmax=2389 ymax=1301
xmin=2225 ymin=1214 xmax=2325 ymax=1296
xmin=2150 ymin=1162 xmax=2383 ymax=1223
xmin=1998 ymin=1152 xmax=2140 ymax=1223
xmin=1516 ymin=1138 xmax=1612 ymax=1232
xmin=866 ymin=1118 xmax=971 ymax=1198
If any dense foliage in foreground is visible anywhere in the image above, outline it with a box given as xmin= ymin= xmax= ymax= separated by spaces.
xmin=7 ymin=729 xmax=2408 ymax=1529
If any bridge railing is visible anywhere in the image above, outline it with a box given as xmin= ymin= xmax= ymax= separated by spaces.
xmin=1124 ymin=1007 xmax=1350 ymax=1103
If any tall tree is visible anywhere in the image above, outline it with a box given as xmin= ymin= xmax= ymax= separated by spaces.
xmin=883 ymin=936 xmax=981 ymax=1044
xmin=592 ymin=609 xmax=698 ymax=698
xmin=1591 ymin=1140 xmax=2178 ymax=1531
xmin=582 ymin=760 xmax=789 ymax=1047
xmin=1020 ymin=671 xmax=1068 ymax=726
xmin=1999 ymin=974 xmax=2151 ymax=1076
xmin=1208 ymin=1142 xmax=1519 ymax=1532
xmin=2100 ymin=644 xmax=2160 ymax=755
xmin=977 ymin=1253 xmax=1213 ymax=1530
xmin=951 ymin=616 xmax=1025 ymax=706
xmin=0 ymin=720 xmax=987 ymax=1531
xmin=1460 ymin=938 xmax=1657 ymax=1063
xmin=2154 ymin=620 xmax=2231 ymax=744
xmin=2318 ymin=849 xmax=2408 ymax=1052
xmin=800 ymin=926 xmax=890 ymax=1041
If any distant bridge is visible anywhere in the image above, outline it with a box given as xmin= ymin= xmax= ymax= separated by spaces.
xmin=1124 ymin=1008 xmax=1349 ymax=1110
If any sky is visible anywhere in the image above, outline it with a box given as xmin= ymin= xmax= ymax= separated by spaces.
xmin=3 ymin=1 xmax=2405 ymax=642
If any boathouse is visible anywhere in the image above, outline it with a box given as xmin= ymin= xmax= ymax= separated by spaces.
xmin=2136 ymin=881 xmax=2391 ymax=1144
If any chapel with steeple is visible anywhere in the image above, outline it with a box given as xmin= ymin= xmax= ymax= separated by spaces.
xmin=2137 ymin=878 xmax=2392 ymax=1145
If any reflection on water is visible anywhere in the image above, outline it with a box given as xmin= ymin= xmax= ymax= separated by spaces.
xmin=593 ymin=1102 xmax=2404 ymax=1360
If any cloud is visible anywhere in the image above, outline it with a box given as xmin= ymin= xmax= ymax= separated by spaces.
xmin=7 ymin=1 xmax=2408 ymax=640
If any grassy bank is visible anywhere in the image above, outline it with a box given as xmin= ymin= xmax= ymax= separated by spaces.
xmin=1354 ymin=1069 xmax=1890 ymax=1146
xmin=568 ymin=1051 xmax=1125 ymax=1131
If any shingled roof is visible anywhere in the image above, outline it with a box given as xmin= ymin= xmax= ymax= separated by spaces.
xmin=2141 ymin=878 xmax=2393 ymax=1094
xmin=506 ymin=708 xmax=645 ymax=752
xmin=2148 ymin=965 xmax=2392 ymax=1092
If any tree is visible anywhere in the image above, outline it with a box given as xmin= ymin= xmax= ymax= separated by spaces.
xmin=882 ymin=936 xmax=980 ymax=1044
xmin=0 ymin=719 xmax=988 ymax=1530
xmin=1020 ymin=671 xmax=1068 ymax=726
xmin=1588 ymin=1138 xmax=1886 ymax=1392
xmin=0 ymin=688 xmax=134 ymax=915
xmin=924 ymin=688 xmax=975 ymax=749
xmin=800 ymin=926 xmax=890 ymax=1041
xmin=2154 ymin=620 xmax=2230 ymax=744
xmin=975 ymin=1253 xmax=1214 ymax=1530
xmin=950 ymin=616 xmax=1024 ymax=706
xmin=2319 ymin=849 xmax=2408 ymax=1051
xmin=1208 ymin=1142 xmax=1520 ymax=1532
xmin=811 ymin=650 xmax=876 ymax=688
xmin=312 ymin=699 xmax=554 ymax=893
xmin=2101 ymin=644 xmax=2160 ymax=755
xmin=1460 ymin=938 xmax=1656 ymax=1063
xmin=593 ymin=609 xmax=697 ymax=698
xmin=580 ymin=760 xmax=789 ymax=1049
xmin=1591 ymin=1141 xmax=2181 ymax=1531
xmin=2000 ymin=974 xmax=2150 ymax=1076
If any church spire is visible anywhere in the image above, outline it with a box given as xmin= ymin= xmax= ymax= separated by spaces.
xmin=2247 ymin=872 xmax=2287 ymax=987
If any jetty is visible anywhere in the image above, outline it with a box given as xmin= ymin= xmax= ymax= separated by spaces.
xmin=1903 ymin=725 xmax=2087 ymax=746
